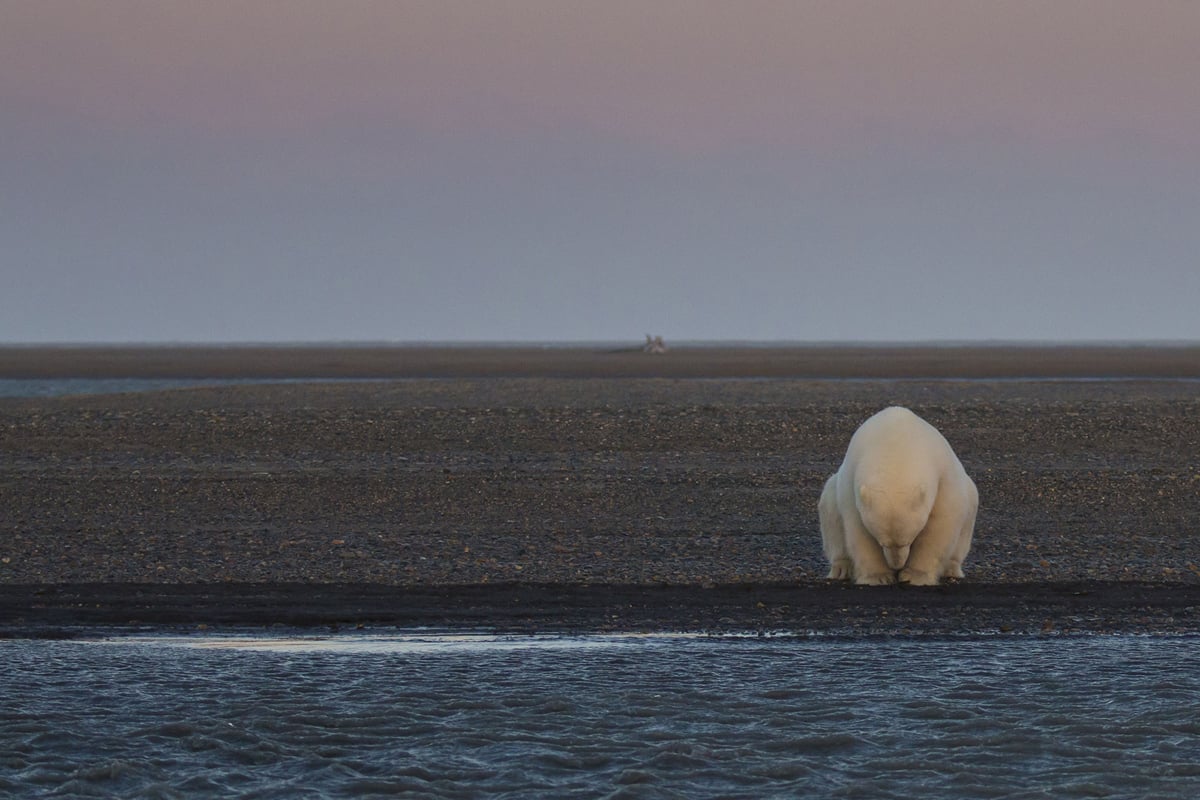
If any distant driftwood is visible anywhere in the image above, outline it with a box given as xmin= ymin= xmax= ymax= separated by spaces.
xmin=643 ymin=335 xmax=668 ymax=354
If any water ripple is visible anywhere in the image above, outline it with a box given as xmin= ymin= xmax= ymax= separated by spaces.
xmin=3 ymin=635 xmax=1200 ymax=798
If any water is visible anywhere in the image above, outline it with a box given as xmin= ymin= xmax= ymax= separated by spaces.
xmin=0 ymin=378 xmax=250 ymax=398
xmin=4 ymin=634 xmax=1200 ymax=798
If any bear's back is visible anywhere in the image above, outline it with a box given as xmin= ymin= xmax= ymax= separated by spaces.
xmin=844 ymin=406 xmax=955 ymax=483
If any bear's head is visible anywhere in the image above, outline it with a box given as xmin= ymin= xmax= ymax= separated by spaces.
xmin=856 ymin=483 xmax=933 ymax=569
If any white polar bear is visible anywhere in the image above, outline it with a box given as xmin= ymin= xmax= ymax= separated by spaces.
xmin=818 ymin=406 xmax=978 ymax=586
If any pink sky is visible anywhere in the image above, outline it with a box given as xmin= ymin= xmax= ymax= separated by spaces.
xmin=7 ymin=2 xmax=1197 ymax=157
xmin=3 ymin=2 xmax=1199 ymax=341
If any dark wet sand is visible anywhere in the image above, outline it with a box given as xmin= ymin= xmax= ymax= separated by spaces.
xmin=2 ymin=344 xmax=1200 ymax=637
xmin=7 ymin=582 xmax=1200 ymax=639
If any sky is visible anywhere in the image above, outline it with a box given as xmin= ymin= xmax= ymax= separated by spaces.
xmin=2 ymin=1 xmax=1198 ymax=343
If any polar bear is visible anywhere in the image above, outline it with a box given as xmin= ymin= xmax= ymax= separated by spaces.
xmin=818 ymin=406 xmax=978 ymax=586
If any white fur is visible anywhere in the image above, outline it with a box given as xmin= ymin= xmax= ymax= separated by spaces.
xmin=819 ymin=406 xmax=978 ymax=586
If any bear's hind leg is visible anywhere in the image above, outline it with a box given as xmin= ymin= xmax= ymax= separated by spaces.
xmin=945 ymin=482 xmax=979 ymax=580
xmin=818 ymin=475 xmax=853 ymax=580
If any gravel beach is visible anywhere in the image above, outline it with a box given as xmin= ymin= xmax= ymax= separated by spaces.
xmin=2 ymin=345 xmax=1199 ymax=636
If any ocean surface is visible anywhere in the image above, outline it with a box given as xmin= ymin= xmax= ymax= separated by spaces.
xmin=4 ymin=633 xmax=1200 ymax=798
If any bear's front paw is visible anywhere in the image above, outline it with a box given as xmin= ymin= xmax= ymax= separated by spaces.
xmin=827 ymin=560 xmax=853 ymax=581
xmin=898 ymin=568 xmax=939 ymax=586
xmin=856 ymin=571 xmax=897 ymax=586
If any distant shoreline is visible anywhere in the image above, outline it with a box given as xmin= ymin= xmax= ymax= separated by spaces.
xmin=2 ymin=343 xmax=1199 ymax=379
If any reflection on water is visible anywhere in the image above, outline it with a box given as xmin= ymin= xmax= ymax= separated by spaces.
xmin=4 ymin=634 xmax=1200 ymax=798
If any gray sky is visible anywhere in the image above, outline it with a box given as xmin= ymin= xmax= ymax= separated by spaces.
xmin=3 ymin=1 xmax=1198 ymax=343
